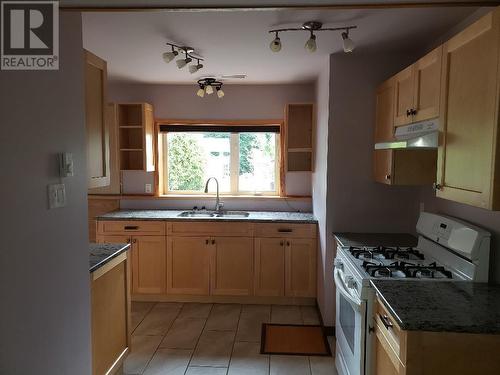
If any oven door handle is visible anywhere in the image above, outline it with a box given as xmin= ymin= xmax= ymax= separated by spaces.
xmin=334 ymin=269 xmax=362 ymax=311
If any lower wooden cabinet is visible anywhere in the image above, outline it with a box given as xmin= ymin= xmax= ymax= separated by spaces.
xmin=285 ymin=238 xmax=316 ymax=297
xmin=167 ymin=236 xmax=210 ymax=295
xmin=255 ymin=237 xmax=316 ymax=298
xmin=211 ymin=237 xmax=254 ymax=296
xmin=254 ymin=238 xmax=286 ymax=296
xmin=98 ymin=234 xmax=166 ymax=295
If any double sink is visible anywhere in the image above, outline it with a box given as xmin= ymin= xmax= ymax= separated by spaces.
xmin=178 ymin=210 xmax=250 ymax=218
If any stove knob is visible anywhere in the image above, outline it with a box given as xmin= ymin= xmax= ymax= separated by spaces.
xmin=334 ymin=258 xmax=344 ymax=270
xmin=346 ymin=276 xmax=357 ymax=290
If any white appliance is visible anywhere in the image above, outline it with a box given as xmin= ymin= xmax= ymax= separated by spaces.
xmin=334 ymin=212 xmax=491 ymax=375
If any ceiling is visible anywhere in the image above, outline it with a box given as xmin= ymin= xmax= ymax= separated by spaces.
xmin=82 ymin=7 xmax=481 ymax=84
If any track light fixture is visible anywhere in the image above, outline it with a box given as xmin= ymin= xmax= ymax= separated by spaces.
xmin=162 ymin=42 xmax=204 ymax=72
xmin=268 ymin=22 xmax=357 ymax=53
xmin=196 ymin=78 xmax=224 ymax=99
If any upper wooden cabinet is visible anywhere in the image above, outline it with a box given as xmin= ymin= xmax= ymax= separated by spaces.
xmin=118 ymin=103 xmax=156 ymax=172
xmin=394 ymin=46 xmax=443 ymax=127
xmin=375 ymin=78 xmax=396 ymax=143
xmin=436 ymin=8 xmax=500 ymax=210
xmin=285 ymin=103 xmax=314 ymax=172
xmin=85 ymin=50 xmax=110 ymax=189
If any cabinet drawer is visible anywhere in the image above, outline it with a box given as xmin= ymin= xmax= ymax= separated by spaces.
xmin=254 ymin=223 xmax=316 ymax=238
xmin=168 ymin=222 xmax=252 ymax=237
xmin=97 ymin=220 xmax=166 ymax=236
xmin=374 ymin=298 xmax=403 ymax=364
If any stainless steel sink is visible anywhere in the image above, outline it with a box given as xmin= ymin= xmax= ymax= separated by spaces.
xmin=177 ymin=210 xmax=250 ymax=218
xmin=215 ymin=211 xmax=250 ymax=218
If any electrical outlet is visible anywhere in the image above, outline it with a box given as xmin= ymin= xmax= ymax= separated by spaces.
xmin=48 ymin=183 xmax=66 ymax=209
xmin=145 ymin=184 xmax=152 ymax=193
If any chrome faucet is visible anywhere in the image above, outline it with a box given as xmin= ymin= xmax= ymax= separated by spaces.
xmin=204 ymin=177 xmax=224 ymax=213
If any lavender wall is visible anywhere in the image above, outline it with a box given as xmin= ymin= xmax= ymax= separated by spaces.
xmin=0 ymin=13 xmax=91 ymax=375
xmin=312 ymin=58 xmax=332 ymax=325
xmin=108 ymin=82 xmax=314 ymax=203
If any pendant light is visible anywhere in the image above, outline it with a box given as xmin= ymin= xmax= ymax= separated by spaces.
xmin=270 ymin=32 xmax=282 ymax=52
xmin=216 ymin=87 xmax=225 ymax=98
xmin=304 ymin=32 xmax=317 ymax=53
xmin=342 ymin=30 xmax=355 ymax=53
xmin=195 ymin=78 xmax=225 ymax=99
xmin=196 ymin=86 xmax=205 ymax=97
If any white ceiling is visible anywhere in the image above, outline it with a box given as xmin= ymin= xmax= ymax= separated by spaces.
xmin=82 ymin=7 xmax=480 ymax=84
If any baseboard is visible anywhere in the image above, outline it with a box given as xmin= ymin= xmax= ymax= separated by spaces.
xmin=315 ymin=300 xmax=335 ymax=336
xmin=132 ymin=294 xmax=316 ymax=306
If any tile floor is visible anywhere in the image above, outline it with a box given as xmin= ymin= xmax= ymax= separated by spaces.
xmin=123 ymin=302 xmax=337 ymax=375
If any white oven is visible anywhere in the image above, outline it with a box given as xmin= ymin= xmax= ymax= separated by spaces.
xmin=334 ymin=250 xmax=373 ymax=375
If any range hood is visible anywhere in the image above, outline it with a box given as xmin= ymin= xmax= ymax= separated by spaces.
xmin=375 ymin=119 xmax=439 ymax=150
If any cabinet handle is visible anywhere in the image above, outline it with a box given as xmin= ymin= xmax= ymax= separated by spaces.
xmin=205 ymin=239 xmax=209 ymax=245
xmin=212 ymin=239 xmax=215 ymax=245
xmin=280 ymin=241 xmax=284 ymax=246
xmin=406 ymin=109 xmax=411 ymax=117
xmin=379 ymin=314 xmax=393 ymax=330
xmin=132 ymin=239 xmax=137 ymax=244
xmin=385 ymin=174 xmax=391 ymax=180
xmin=433 ymin=183 xmax=442 ymax=191
xmin=286 ymin=241 xmax=290 ymax=247
xmin=278 ymin=228 xmax=293 ymax=233
xmin=124 ymin=225 xmax=139 ymax=230
xmin=411 ymin=108 xmax=418 ymax=115
xmin=126 ymin=238 xmax=131 ymax=244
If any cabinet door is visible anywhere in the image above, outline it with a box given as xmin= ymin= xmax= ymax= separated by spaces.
xmin=254 ymin=238 xmax=285 ymax=296
xmin=132 ymin=236 xmax=166 ymax=295
xmin=374 ymin=78 xmax=395 ymax=143
xmin=437 ymin=9 xmax=500 ymax=210
xmin=374 ymin=333 xmax=399 ymax=375
xmin=167 ymin=237 xmax=210 ymax=295
xmin=210 ymin=237 xmax=254 ymax=296
xmin=373 ymin=150 xmax=393 ymax=185
xmin=413 ymin=46 xmax=442 ymax=122
xmin=85 ymin=50 xmax=110 ymax=189
xmin=285 ymin=238 xmax=316 ymax=297
xmin=96 ymin=235 xmax=130 ymax=245
xmin=393 ymin=65 xmax=414 ymax=127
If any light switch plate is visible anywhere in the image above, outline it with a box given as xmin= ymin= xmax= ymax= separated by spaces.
xmin=48 ymin=183 xmax=66 ymax=209
xmin=145 ymin=184 xmax=152 ymax=193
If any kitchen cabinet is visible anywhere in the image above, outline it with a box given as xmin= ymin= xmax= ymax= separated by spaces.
xmin=91 ymin=250 xmax=130 ymax=375
xmin=285 ymin=238 xmax=316 ymax=297
xmin=372 ymin=297 xmax=500 ymax=375
xmin=87 ymin=197 xmax=120 ymax=242
xmin=254 ymin=238 xmax=285 ymax=296
xmin=118 ymin=103 xmax=156 ymax=172
xmin=375 ymin=78 xmax=396 ymax=143
xmin=373 ymin=149 xmax=437 ymax=185
xmin=166 ymin=236 xmax=210 ymax=295
xmin=210 ymin=237 xmax=254 ymax=296
xmin=393 ymin=46 xmax=442 ymax=127
xmin=85 ymin=50 xmax=110 ymax=189
xmin=285 ymin=103 xmax=314 ymax=172
xmin=436 ymin=8 xmax=500 ymax=210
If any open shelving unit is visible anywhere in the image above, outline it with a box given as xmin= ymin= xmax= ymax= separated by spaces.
xmin=117 ymin=103 xmax=155 ymax=171
xmin=285 ymin=103 xmax=314 ymax=172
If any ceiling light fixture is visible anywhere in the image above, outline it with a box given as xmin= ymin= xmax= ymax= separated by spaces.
xmin=162 ymin=42 xmax=204 ymax=72
xmin=196 ymin=78 xmax=224 ymax=99
xmin=268 ymin=22 xmax=357 ymax=53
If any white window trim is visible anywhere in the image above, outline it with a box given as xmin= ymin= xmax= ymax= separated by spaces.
xmin=160 ymin=131 xmax=281 ymax=196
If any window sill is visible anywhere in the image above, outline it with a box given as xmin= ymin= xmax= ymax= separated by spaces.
xmin=88 ymin=194 xmax=311 ymax=201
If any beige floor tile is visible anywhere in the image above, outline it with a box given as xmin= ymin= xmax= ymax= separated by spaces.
xmin=300 ymin=306 xmax=321 ymax=325
xmin=241 ymin=305 xmax=271 ymax=320
xmin=160 ymin=317 xmax=206 ymax=349
xmin=123 ymin=335 xmax=163 ymax=375
xmin=271 ymin=305 xmax=303 ymax=325
xmin=190 ymin=330 xmax=235 ymax=367
xmin=270 ymin=355 xmax=311 ymax=375
xmin=134 ymin=307 xmax=179 ymax=336
xmin=185 ymin=367 xmax=228 ymax=375
xmin=205 ymin=304 xmax=241 ymax=331
xmin=309 ymin=356 xmax=336 ymax=375
xmin=178 ymin=303 xmax=213 ymax=319
xmin=142 ymin=348 xmax=192 ymax=375
xmin=236 ymin=317 xmax=266 ymax=343
xmin=131 ymin=302 xmax=156 ymax=333
xmin=228 ymin=341 xmax=269 ymax=375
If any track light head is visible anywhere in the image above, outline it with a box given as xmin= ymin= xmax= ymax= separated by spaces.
xmin=189 ymin=61 xmax=204 ymax=74
xmin=305 ymin=33 xmax=317 ymax=53
xmin=196 ymin=86 xmax=205 ymax=97
xmin=176 ymin=57 xmax=192 ymax=69
xmin=342 ymin=30 xmax=355 ymax=53
xmin=216 ymin=87 xmax=225 ymax=98
xmin=270 ymin=32 xmax=281 ymax=52
xmin=162 ymin=50 xmax=178 ymax=63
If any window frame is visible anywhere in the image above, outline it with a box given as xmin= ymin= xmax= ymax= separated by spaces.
xmin=155 ymin=119 xmax=284 ymax=197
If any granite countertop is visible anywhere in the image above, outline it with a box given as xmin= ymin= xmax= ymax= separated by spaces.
xmin=97 ymin=210 xmax=317 ymax=223
xmin=371 ymin=280 xmax=500 ymax=334
xmin=333 ymin=232 xmax=417 ymax=248
xmin=89 ymin=243 xmax=130 ymax=273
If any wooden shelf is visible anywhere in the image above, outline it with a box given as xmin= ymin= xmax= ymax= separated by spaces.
xmin=119 ymin=125 xmax=142 ymax=129
xmin=120 ymin=148 xmax=143 ymax=152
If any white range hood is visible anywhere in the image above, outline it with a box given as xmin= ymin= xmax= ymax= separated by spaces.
xmin=374 ymin=119 xmax=439 ymax=150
